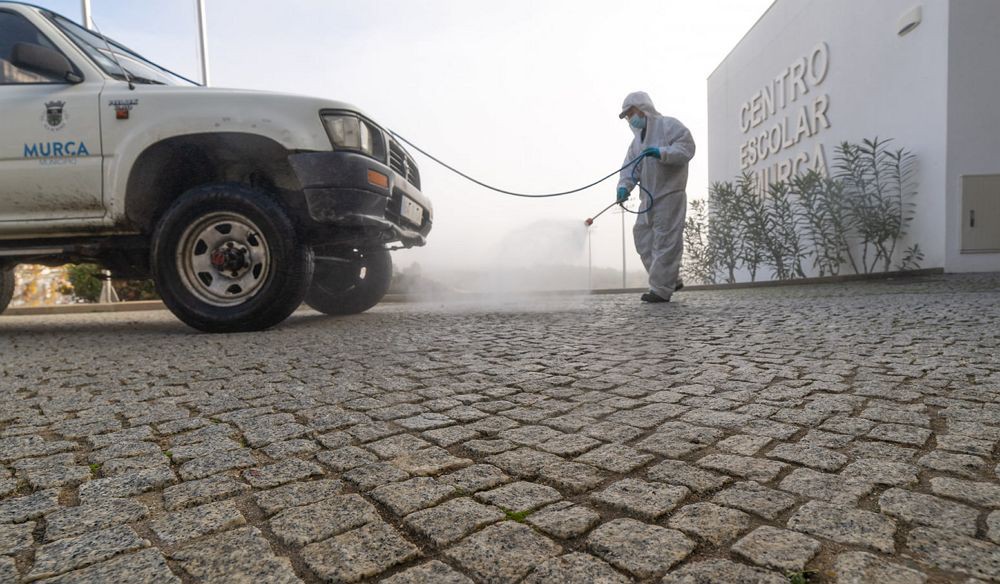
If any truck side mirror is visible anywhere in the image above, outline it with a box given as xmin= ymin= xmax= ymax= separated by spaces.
xmin=10 ymin=42 xmax=81 ymax=84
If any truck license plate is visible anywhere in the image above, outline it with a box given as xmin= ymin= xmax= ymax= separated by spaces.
xmin=400 ymin=196 xmax=423 ymax=226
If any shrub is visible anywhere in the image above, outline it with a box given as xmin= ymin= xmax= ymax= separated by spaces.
xmin=834 ymin=137 xmax=918 ymax=273
xmin=682 ymin=137 xmax=921 ymax=283
xmin=734 ymin=173 xmax=769 ymax=282
xmin=682 ymin=199 xmax=717 ymax=285
xmin=764 ymin=180 xmax=807 ymax=280
xmin=706 ymin=181 xmax=741 ymax=284
xmin=61 ymin=264 xmax=103 ymax=302
xmin=59 ymin=264 xmax=158 ymax=303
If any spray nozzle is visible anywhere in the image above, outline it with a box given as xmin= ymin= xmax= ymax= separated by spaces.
xmin=584 ymin=218 xmax=594 ymax=227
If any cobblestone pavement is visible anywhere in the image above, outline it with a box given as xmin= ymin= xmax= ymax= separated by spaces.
xmin=2 ymin=273 xmax=1000 ymax=583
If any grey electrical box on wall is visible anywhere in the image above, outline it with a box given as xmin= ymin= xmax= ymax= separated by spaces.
xmin=961 ymin=175 xmax=1000 ymax=253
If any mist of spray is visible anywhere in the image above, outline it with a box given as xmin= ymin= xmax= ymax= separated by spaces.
xmin=494 ymin=219 xmax=587 ymax=267
xmin=476 ymin=219 xmax=589 ymax=293
xmin=395 ymin=219 xmax=592 ymax=305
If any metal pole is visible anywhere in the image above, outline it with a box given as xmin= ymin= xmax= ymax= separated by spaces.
xmin=588 ymin=228 xmax=592 ymax=291
xmin=196 ymin=0 xmax=210 ymax=86
xmin=621 ymin=206 xmax=626 ymax=289
xmin=81 ymin=0 xmax=92 ymax=29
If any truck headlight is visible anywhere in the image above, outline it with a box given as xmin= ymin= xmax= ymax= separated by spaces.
xmin=321 ymin=114 xmax=384 ymax=159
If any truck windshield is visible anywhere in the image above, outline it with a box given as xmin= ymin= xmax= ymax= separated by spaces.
xmin=49 ymin=13 xmax=197 ymax=86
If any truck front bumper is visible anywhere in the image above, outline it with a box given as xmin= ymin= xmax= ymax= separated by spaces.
xmin=288 ymin=151 xmax=432 ymax=248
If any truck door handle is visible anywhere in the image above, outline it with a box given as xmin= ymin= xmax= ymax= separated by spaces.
xmin=970 ymin=209 xmax=975 ymax=228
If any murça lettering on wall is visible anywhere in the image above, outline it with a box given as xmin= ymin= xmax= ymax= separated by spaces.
xmin=738 ymin=42 xmax=831 ymax=189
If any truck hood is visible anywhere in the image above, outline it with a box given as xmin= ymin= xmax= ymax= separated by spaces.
xmin=119 ymin=85 xmax=371 ymax=120
xmin=98 ymin=84 xmax=381 ymax=153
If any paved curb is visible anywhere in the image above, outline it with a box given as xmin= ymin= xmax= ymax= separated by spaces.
xmin=679 ymin=267 xmax=945 ymax=291
xmin=386 ymin=268 xmax=946 ymax=301
xmin=0 ymin=268 xmax=948 ymax=316
xmin=2 ymin=301 xmax=166 ymax=317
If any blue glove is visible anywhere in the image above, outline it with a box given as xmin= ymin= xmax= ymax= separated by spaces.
xmin=641 ymin=147 xmax=662 ymax=159
xmin=616 ymin=187 xmax=629 ymax=203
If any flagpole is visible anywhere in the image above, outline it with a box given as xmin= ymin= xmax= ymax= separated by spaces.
xmin=197 ymin=0 xmax=210 ymax=86
xmin=81 ymin=0 xmax=92 ymax=29
xmin=588 ymin=227 xmax=593 ymax=291
xmin=621 ymin=206 xmax=626 ymax=289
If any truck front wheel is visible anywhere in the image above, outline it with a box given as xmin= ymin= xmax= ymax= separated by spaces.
xmin=304 ymin=248 xmax=392 ymax=315
xmin=151 ymin=184 xmax=313 ymax=333
xmin=0 ymin=267 xmax=14 ymax=315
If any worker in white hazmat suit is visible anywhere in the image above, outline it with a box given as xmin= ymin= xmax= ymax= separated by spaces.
xmin=616 ymin=91 xmax=695 ymax=303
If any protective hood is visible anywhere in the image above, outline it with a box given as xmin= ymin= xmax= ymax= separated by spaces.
xmin=619 ymin=91 xmax=661 ymax=119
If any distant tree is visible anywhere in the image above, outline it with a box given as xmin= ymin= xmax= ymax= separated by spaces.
xmin=59 ymin=264 xmax=158 ymax=303
xmin=60 ymin=264 xmax=102 ymax=303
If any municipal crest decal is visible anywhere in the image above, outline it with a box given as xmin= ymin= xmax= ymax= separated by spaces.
xmin=42 ymin=101 xmax=67 ymax=131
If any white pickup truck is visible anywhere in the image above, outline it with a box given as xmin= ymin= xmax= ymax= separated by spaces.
xmin=0 ymin=2 xmax=432 ymax=332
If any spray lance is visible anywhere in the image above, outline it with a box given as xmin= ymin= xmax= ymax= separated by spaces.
xmin=584 ymin=160 xmax=658 ymax=225
xmin=388 ymin=131 xmax=655 ymax=225
xmin=584 ymin=201 xmax=619 ymax=227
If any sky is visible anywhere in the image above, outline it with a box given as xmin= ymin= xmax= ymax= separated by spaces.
xmin=31 ymin=0 xmax=774 ymax=275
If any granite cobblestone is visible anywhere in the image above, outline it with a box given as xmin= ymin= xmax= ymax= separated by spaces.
xmin=2 ymin=274 xmax=1000 ymax=582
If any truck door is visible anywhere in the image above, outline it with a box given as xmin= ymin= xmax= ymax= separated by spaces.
xmin=0 ymin=9 xmax=103 ymax=224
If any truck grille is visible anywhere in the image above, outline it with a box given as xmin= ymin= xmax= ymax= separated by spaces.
xmin=388 ymin=140 xmax=421 ymax=190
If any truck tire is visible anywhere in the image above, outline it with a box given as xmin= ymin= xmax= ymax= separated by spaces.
xmin=304 ymin=248 xmax=392 ymax=315
xmin=0 ymin=267 xmax=14 ymax=315
xmin=151 ymin=184 xmax=313 ymax=333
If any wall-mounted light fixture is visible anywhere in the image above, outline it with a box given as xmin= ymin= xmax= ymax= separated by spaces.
xmin=898 ymin=5 xmax=923 ymax=36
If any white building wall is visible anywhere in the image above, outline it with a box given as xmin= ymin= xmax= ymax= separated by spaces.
xmin=945 ymin=0 xmax=1000 ymax=272
xmin=708 ymin=0 xmax=951 ymax=277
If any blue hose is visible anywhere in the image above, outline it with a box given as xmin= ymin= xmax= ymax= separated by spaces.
xmin=619 ymin=160 xmax=654 ymax=216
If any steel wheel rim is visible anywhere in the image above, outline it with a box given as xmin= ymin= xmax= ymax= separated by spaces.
xmin=176 ymin=211 xmax=271 ymax=307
